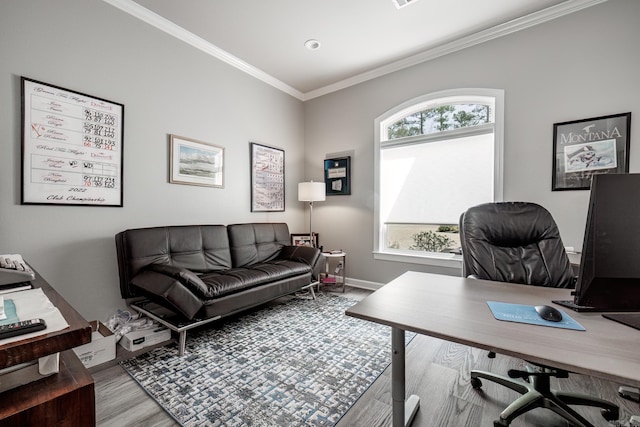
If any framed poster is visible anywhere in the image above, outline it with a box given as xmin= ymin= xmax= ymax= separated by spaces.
xmin=291 ymin=233 xmax=319 ymax=247
xmin=324 ymin=156 xmax=351 ymax=195
xmin=21 ymin=77 xmax=124 ymax=206
xmin=250 ymin=142 xmax=285 ymax=212
xmin=552 ymin=112 xmax=631 ymax=191
xmin=170 ymin=135 xmax=224 ymax=188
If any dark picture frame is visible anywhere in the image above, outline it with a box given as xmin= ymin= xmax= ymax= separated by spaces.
xmin=324 ymin=156 xmax=351 ymax=195
xmin=552 ymin=112 xmax=631 ymax=191
xmin=21 ymin=77 xmax=124 ymax=206
xmin=250 ymin=142 xmax=285 ymax=212
xmin=291 ymin=233 xmax=319 ymax=247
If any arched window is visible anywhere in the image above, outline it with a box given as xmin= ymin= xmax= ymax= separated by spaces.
xmin=374 ymin=88 xmax=504 ymax=266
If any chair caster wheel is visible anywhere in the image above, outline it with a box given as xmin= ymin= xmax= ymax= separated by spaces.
xmin=471 ymin=377 xmax=482 ymax=389
xmin=493 ymin=420 xmax=509 ymax=427
xmin=601 ymin=408 xmax=619 ymax=422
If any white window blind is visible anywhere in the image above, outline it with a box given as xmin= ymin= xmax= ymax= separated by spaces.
xmin=381 ymin=132 xmax=494 ymax=224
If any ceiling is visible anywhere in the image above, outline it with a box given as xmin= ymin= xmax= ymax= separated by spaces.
xmin=105 ymin=0 xmax=604 ymax=100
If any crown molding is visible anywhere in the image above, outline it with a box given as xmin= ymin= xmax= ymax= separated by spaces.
xmin=102 ymin=0 xmax=606 ymax=102
xmin=101 ymin=0 xmax=305 ymax=100
xmin=302 ymin=0 xmax=607 ymax=100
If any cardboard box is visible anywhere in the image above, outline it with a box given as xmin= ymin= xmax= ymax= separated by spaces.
xmin=72 ymin=321 xmax=116 ymax=368
xmin=120 ymin=325 xmax=171 ymax=352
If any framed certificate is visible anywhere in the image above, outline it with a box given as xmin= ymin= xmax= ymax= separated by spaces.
xmin=21 ymin=77 xmax=124 ymax=206
xmin=250 ymin=142 xmax=285 ymax=212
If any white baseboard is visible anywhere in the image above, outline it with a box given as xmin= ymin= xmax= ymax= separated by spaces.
xmin=344 ymin=277 xmax=383 ymax=291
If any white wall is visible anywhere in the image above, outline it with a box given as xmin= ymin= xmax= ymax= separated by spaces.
xmin=0 ymin=0 xmax=306 ymax=321
xmin=304 ymin=0 xmax=640 ymax=285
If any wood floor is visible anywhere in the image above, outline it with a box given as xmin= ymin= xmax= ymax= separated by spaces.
xmin=93 ymin=287 xmax=638 ymax=427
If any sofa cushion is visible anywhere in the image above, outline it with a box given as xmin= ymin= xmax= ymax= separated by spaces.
xmin=198 ymin=273 xmax=312 ymax=320
xmin=200 ymin=260 xmax=312 ymax=298
xmin=120 ymin=225 xmax=231 ymax=274
xmin=167 ymin=226 xmax=233 ymax=272
xmin=227 ymin=223 xmax=290 ymax=267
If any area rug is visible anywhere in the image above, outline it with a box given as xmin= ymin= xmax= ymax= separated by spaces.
xmin=121 ymin=292 xmax=413 ymax=427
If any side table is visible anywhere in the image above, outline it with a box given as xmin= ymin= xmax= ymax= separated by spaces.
xmin=320 ymin=251 xmax=346 ymax=293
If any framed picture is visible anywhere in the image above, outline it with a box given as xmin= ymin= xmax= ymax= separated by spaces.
xmin=291 ymin=233 xmax=319 ymax=247
xmin=21 ymin=77 xmax=124 ymax=206
xmin=250 ymin=142 xmax=285 ymax=212
xmin=170 ymin=135 xmax=224 ymax=188
xmin=324 ymin=156 xmax=351 ymax=195
xmin=552 ymin=112 xmax=631 ymax=191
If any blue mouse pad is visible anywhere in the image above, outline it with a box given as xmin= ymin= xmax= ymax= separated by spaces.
xmin=487 ymin=301 xmax=585 ymax=331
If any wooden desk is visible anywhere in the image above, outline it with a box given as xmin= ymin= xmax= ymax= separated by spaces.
xmin=345 ymin=271 xmax=640 ymax=427
xmin=0 ymin=270 xmax=94 ymax=426
xmin=0 ymin=272 xmax=91 ymax=368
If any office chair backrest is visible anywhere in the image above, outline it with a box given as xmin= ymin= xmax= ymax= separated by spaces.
xmin=459 ymin=202 xmax=575 ymax=288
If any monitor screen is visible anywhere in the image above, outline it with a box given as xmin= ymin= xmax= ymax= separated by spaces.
xmin=573 ymin=173 xmax=640 ymax=310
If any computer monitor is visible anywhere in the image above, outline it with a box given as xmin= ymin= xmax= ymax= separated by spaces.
xmin=556 ymin=173 xmax=640 ymax=311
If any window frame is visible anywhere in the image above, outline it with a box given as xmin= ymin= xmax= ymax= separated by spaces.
xmin=373 ymin=88 xmax=504 ymax=267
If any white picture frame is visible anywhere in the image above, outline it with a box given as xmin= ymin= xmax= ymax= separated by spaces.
xmin=170 ymin=134 xmax=224 ymax=188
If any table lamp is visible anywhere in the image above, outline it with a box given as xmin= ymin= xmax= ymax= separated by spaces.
xmin=298 ymin=181 xmax=325 ymax=247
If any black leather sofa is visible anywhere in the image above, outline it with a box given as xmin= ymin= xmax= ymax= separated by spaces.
xmin=115 ymin=223 xmax=323 ymax=353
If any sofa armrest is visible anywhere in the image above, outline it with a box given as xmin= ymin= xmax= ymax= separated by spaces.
xmin=130 ymin=270 xmax=204 ymax=319
xmin=278 ymin=246 xmax=324 ymax=281
xmin=145 ymin=264 xmax=209 ymax=297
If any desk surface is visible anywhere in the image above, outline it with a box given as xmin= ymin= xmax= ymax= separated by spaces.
xmin=346 ymin=271 xmax=640 ymax=388
xmin=0 ymin=270 xmax=91 ymax=368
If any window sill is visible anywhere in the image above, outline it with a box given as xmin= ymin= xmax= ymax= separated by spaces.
xmin=373 ymin=250 xmax=463 ymax=269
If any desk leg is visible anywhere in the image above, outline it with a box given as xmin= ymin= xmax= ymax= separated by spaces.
xmin=392 ymin=327 xmax=420 ymax=427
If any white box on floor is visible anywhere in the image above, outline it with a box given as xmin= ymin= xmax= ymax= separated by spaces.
xmin=120 ymin=325 xmax=171 ymax=352
xmin=73 ymin=321 xmax=116 ymax=368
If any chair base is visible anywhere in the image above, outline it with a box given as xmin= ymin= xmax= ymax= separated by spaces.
xmin=471 ymin=367 xmax=619 ymax=427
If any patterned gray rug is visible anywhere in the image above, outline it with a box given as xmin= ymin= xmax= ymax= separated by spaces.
xmin=121 ymin=292 xmax=413 ymax=427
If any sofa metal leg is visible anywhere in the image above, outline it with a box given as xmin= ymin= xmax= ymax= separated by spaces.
xmin=129 ymin=300 xmax=222 ymax=356
xmin=178 ymin=331 xmax=187 ymax=356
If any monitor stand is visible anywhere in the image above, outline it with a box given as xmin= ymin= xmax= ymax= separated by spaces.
xmin=553 ymin=299 xmax=640 ymax=313
xmin=552 ymin=299 xmax=599 ymax=312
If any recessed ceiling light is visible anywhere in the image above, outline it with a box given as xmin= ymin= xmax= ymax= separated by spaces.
xmin=392 ymin=0 xmax=419 ymax=9
xmin=304 ymin=39 xmax=321 ymax=50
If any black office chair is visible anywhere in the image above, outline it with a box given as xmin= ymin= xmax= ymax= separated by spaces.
xmin=459 ymin=202 xmax=619 ymax=427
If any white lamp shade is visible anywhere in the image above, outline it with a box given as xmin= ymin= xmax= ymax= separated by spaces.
xmin=298 ymin=181 xmax=325 ymax=202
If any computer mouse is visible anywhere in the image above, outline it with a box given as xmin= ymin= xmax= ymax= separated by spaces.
xmin=535 ymin=305 xmax=563 ymax=322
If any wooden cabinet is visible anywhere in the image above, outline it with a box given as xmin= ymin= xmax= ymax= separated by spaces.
xmin=0 ymin=271 xmax=94 ymax=426
xmin=0 ymin=350 xmax=94 ymax=426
